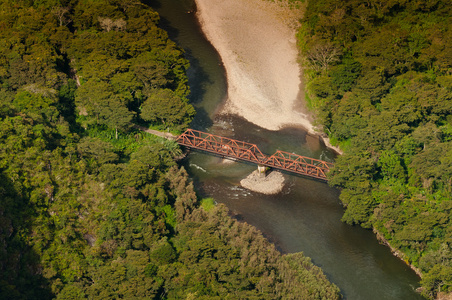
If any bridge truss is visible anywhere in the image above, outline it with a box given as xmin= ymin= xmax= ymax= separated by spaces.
xmin=177 ymin=129 xmax=333 ymax=181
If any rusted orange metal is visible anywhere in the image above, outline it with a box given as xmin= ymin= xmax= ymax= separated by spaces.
xmin=177 ymin=129 xmax=333 ymax=181
xmin=177 ymin=129 xmax=267 ymax=163
xmin=264 ymin=150 xmax=333 ymax=180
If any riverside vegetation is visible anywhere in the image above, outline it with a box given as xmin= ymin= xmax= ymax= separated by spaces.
xmin=0 ymin=0 xmax=341 ymax=299
xmin=298 ymin=0 xmax=452 ymax=298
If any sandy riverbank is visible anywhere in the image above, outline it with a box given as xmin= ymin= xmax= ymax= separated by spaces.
xmin=194 ymin=0 xmax=315 ymax=133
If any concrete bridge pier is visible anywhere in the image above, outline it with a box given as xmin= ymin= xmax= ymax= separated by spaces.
xmin=257 ymin=165 xmax=267 ymax=177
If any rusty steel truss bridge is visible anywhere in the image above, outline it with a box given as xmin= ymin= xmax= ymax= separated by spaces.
xmin=176 ymin=129 xmax=334 ymax=181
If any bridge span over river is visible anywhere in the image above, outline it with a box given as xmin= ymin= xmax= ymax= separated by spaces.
xmin=176 ymin=129 xmax=334 ymax=181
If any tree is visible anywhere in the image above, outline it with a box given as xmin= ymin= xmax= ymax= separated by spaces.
xmin=0 ymin=2 xmax=344 ymax=299
xmin=97 ymin=97 xmax=134 ymax=139
xmin=13 ymin=89 xmax=59 ymax=123
xmin=377 ymin=150 xmax=406 ymax=181
xmin=302 ymin=1 xmax=452 ymax=296
xmin=305 ymin=42 xmax=341 ymax=73
xmin=98 ymin=17 xmax=126 ymax=32
xmin=331 ymin=57 xmax=362 ymax=92
xmin=77 ymin=137 xmax=119 ymax=165
xmin=51 ymin=6 xmax=71 ymax=27
xmin=140 ymin=89 xmax=195 ymax=130
xmin=75 ymin=80 xmax=113 ymax=121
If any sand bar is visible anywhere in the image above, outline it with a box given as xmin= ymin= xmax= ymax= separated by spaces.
xmin=194 ymin=0 xmax=315 ymax=133
xmin=240 ymin=170 xmax=285 ymax=194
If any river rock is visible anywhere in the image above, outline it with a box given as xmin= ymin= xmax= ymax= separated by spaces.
xmin=240 ymin=170 xmax=285 ymax=194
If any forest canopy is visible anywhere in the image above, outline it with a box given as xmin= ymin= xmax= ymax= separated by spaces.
xmin=299 ymin=0 xmax=452 ymax=298
xmin=0 ymin=0 xmax=194 ymax=134
xmin=0 ymin=0 xmax=340 ymax=299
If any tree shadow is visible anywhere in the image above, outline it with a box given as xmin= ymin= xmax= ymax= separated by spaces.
xmin=185 ymin=48 xmax=211 ymax=106
xmin=189 ymin=106 xmax=214 ymax=130
xmin=144 ymin=0 xmax=161 ymax=10
xmin=146 ymin=0 xmax=215 ymax=124
xmin=0 ymin=171 xmax=53 ymax=299
xmin=151 ymin=2 xmax=179 ymax=38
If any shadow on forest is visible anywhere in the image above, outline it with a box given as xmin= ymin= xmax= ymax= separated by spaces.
xmin=0 ymin=171 xmax=53 ymax=299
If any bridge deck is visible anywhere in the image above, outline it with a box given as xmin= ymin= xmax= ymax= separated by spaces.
xmin=177 ymin=129 xmax=333 ymax=181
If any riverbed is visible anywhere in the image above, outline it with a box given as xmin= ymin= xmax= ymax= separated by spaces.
xmin=151 ymin=0 xmax=424 ymax=299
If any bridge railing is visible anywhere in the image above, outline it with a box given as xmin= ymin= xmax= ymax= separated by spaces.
xmin=264 ymin=150 xmax=332 ymax=180
xmin=176 ymin=129 xmax=333 ymax=180
xmin=177 ymin=129 xmax=267 ymax=164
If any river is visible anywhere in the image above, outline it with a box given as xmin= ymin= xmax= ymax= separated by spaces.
xmin=151 ymin=0 xmax=424 ymax=299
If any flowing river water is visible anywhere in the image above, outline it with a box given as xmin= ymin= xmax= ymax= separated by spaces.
xmin=151 ymin=0 xmax=424 ymax=299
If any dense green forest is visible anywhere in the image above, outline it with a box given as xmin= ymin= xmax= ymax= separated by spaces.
xmin=299 ymin=0 xmax=452 ymax=298
xmin=0 ymin=0 xmax=341 ymax=298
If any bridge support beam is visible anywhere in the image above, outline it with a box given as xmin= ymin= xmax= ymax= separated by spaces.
xmin=257 ymin=165 xmax=267 ymax=177
xmin=176 ymin=129 xmax=333 ymax=181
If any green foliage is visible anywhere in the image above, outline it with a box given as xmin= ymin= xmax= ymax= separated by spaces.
xmin=421 ymin=265 xmax=452 ymax=299
xmin=280 ymin=253 xmax=341 ymax=299
xmin=0 ymin=103 xmax=340 ymax=298
xmin=13 ymin=89 xmax=59 ymax=123
xmin=301 ymin=0 xmax=452 ymax=297
xmin=67 ymin=0 xmax=194 ymax=132
xmin=77 ymin=136 xmax=119 ymax=170
xmin=0 ymin=1 xmax=340 ymax=299
xmin=141 ymin=88 xmax=195 ymax=131
xmin=331 ymin=57 xmax=361 ymax=92
xmin=377 ymin=150 xmax=406 ymax=181
xmin=167 ymin=205 xmax=340 ymax=299
xmin=150 ymin=239 xmax=177 ymax=265
xmin=200 ymin=197 xmax=216 ymax=212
